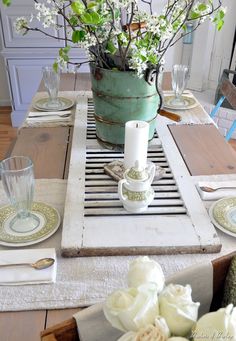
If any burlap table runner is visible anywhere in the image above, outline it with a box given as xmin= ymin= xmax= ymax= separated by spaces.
xmin=0 ymin=176 xmax=236 ymax=312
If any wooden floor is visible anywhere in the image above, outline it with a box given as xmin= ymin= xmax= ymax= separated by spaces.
xmin=1 ymin=107 xmax=236 ymax=160
xmin=0 ymin=107 xmax=17 ymax=161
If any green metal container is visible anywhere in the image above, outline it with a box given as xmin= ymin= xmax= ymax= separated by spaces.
xmin=90 ymin=64 xmax=160 ymax=147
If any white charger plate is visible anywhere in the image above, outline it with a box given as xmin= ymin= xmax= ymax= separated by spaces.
xmin=209 ymin=197 xmax=236 ymax=237
xmin=33 ymin=97 xmax=74 ymax=111
xmin=163 ymin=95 xmax=198 ymax=110
xmin=0 ymin=202 xmax=61 ymax=247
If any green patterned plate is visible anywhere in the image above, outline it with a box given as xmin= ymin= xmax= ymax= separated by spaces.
xmin=209 ymin=197 xmax=236 ymax=237
xmin=33 ymin=97 xmax=74 ymax=111
xmin=0 ymin=202 xmax=61 ymax=247
xmin=163 ymin=95 xmax=198 ymax=110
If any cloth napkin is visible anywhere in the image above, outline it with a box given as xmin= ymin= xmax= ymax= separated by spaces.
xmin=0 ymin=248 xmax=57 ymax=285
xmin=26 ymin=114 xmax=71 ymax=123
xmin=28 ymin=110 xmax=71 ymax=118
xmin=74 ymin=260 xmax=213 ymax=341
xmin=196 ymin=181 xmax=236 ymax=200
xmin=74 ymin=304 xmax=123 ymax=341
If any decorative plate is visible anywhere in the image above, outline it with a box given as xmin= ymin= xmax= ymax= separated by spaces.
xmin=163 ymin=95 xmax=198 ymax=110
xmin=0 ymin=202 xmax=61 ymax=247
xmin=209 ymin=197 xmax=236 ymax=237
xmin=33 ymin=97 xmax=74 ymax=111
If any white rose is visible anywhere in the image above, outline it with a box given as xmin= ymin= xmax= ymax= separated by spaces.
xmin=159 ymin=284 xmax=200 ymax=336
xmin=103 ymin=283 xmax=159 ymax=332
xmin=128 ymin=256 xmax=165 ymax=293
xmin=117 ymin=318 xmax=169 ymax=341
xmin=193 ymin=304 xmax=236 ymax=341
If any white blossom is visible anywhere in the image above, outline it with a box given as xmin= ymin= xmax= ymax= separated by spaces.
xmin=14 ymin=17 xmax=29 ymax=34
xmin=34 ymin=2 xmax=58 ymax=28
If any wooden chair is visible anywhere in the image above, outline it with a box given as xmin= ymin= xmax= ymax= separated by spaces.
xmin=210 ymin=78 xmax=236 ymax=141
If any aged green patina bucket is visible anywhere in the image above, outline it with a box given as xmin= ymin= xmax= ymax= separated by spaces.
xmin=90 ymin=64 xmax=160 ymax=147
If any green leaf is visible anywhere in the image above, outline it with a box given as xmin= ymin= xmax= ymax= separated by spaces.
xmin=59 ymin=47 xmax=71 ymax=62
xmin=53 ymin=62 xmax=59 ymax=73
xmin=87 ymin=1 xmax=97 ymax=9
xmin=190 ymin=11 xmax=200 ymax=20
xmin=106 ymin=41 xmax=116 ymax=54
xmin=147 ymin=53 xmax=157 ymax=65
xmin=219 ymin=9 xmax=225 ymax=19
xmin=90 ymin=12 xmax=102 ymax=24
xmin=69 ymin=16 xmax=79 ymax=26
xmin=81 ymin=11 xmax=101 ymax=25
xmin=217 ymin=19 xmax=224 ymax=31
xmin=72 ymin=30 xmax=86 ymax=43
xmin=2 ymin=0 xmax=11 ymax=6
xmin=63 ymin=46 xmax=71 ymax=54
xmin=80 ymin=12 xmax=93 ymax=24
xmin=198 ymin=3 xmax=207 ymax=11
xmin=71 ymin=1 xmax=85 ymax=15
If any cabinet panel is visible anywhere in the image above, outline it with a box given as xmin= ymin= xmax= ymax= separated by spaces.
xmin=8 ymin=59 xmax=57 ymax=110
xmin=0 ymin=2 xmax=65 ymax=48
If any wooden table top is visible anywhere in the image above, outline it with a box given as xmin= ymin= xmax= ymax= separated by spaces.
xmin=1 ymin=73 xmax=236 ymax=341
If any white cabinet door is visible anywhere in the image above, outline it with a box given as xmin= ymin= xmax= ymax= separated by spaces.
xmin=0 ymin=1 xmax=65 ymax=48
xmin=8 ymin=58 xmax=57 ymax=110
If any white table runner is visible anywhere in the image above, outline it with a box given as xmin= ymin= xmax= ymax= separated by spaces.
xmin=0 ymin=177 xmax=236 ymax=312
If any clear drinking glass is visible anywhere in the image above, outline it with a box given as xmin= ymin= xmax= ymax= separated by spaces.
xmin=0 ymin=156 xmax=40 ymax=233
xmin=171 ymin=64 xmax=188 ymax=106
xmin=42 ymin=65 xmax=60 ymax=109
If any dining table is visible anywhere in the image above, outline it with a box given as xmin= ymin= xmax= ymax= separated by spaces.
xmin=1 ymin=72 xmax=236 ymax=341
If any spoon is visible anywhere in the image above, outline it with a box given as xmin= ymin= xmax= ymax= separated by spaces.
xmin=0 ymin=258 xmax=55 ymax=270
xmin=199 ymin=186 xmax=236 ymax=193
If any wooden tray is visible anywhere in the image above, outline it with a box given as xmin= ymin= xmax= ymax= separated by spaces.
xmin=41 ymin=252 xmax=236 ymax=341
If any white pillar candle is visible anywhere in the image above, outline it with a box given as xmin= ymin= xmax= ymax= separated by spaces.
xmin=124 ymin=120 xmax=149 ymax=170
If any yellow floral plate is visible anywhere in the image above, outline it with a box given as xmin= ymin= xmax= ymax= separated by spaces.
xmin=209 ymin=197 xmax=236 ymax=237
xmin=0 ymin=202 xmax=61 ymax=247
xmin=163 ymin=95 xmax=198 ymax=110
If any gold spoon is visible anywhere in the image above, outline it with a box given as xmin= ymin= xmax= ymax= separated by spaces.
xmin=200 ymin=186 xmax=236 ymax=193
xmin=0 ymin=258 xmax=55 ymax=270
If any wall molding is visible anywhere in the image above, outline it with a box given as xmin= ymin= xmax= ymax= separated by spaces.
xmin=0 ymin=99 xmax=11 ymax=106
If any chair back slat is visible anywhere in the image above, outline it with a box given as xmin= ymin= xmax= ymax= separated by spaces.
xmin=220 ymin=79 xmax=236 ymax=110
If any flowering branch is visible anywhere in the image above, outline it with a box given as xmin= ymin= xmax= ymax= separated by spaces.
xmin=9 ymin=0 xmax=226 ymax=76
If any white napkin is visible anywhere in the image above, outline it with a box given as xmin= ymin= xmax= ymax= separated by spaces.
xmin=74 ymin=304 xmax=123 ymax=341
xmin=28 ymin=110 xmax=71 ymax=118
xmin=26 ymin=115 xmax=70 ymax=122
xmin=196 ymin=181 xmax=236 ymax=200
xmin=0 ymin=248 xmax=57 ymax=285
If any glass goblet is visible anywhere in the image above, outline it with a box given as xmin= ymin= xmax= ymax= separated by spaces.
xmin=0 ymin=156 xmax=40 ymax=233
xmin=42 ymin=65 xmax=60 ymax=109
xmin=171 ymin=64 xmax=188 ymax=106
